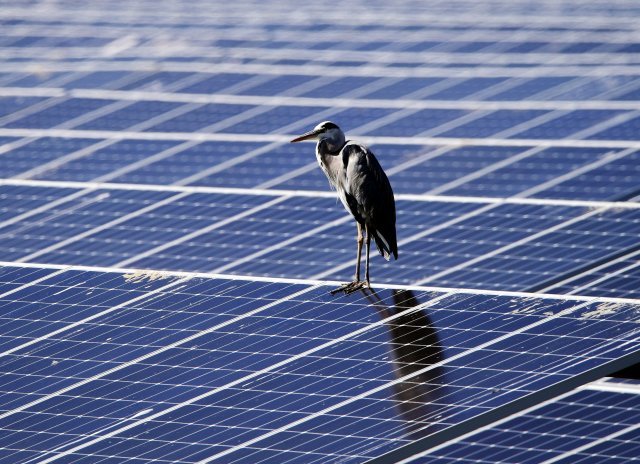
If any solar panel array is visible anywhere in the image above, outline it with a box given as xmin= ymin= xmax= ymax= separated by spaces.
xmin=0 ymin=0 xmax=639 ymax=463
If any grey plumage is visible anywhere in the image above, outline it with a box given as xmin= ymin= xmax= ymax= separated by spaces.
xmin=291 ymin=121 xmax=397 ymax=294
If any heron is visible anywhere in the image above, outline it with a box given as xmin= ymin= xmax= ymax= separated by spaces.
xmin=290 ymin=121 xmax=398 ymax=294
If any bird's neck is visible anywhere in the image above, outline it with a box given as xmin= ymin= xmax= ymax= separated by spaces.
xmin=318 ymin=138 xmax=345 ymax=156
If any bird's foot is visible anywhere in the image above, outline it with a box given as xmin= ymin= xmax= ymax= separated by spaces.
xmin=330 ymin=280 xmax=369 ymax=295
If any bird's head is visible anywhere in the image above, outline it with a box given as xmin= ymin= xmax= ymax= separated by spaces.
xmin=290 ymin=121 xmax=345 ymax=151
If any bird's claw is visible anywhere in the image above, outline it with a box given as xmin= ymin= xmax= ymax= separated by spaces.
xmin=330 ymin=280 xmax=369 ymax=295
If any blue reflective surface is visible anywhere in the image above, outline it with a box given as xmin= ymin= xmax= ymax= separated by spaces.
xmin=409 ymin=385 xmax=640 ymax=464
xmin=0 ymin=268 xmax=638 ymax=463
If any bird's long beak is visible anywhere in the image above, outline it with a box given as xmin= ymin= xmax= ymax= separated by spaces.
xmin=290 ymin=129 xmax=321 ymax=143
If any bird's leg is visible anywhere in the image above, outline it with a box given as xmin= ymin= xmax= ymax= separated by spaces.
xmin=355 ymin=222 xmax=363 ymax=282
xmin=364 ymin=226 xmax=371 ymax=287
xmin=331 ymin=223 xmax=366 ymax=295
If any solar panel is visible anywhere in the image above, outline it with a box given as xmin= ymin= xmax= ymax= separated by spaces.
xmin=0 ymin=0 xmax=639 ymax=462
xmin=0 ymin=265 xmax=638 ymax=463
xmin=401 ymin=379 xmax=640 ymax=463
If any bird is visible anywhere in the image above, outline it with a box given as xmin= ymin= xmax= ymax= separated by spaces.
xmin=290 ymin=121 xmax=397 ymax=294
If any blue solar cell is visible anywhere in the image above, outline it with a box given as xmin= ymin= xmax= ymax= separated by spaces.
xmin=117 ymin=72 xmax=195 ymax=91
xmin=452 ymin=41 xmax=497 ymax=53
xmin=418 ymin=207 xmax=640 ymax=290
xmin=0 ymin=96 xmax=45 ymax=118
xmin=407 ymin=386 xmax=640 ymax=464
xmin=551 ymin=256 xmax=640 ymax=299
xmin=34 ymin=139 xmax=183 ymax=182
xmin=518 ymin=110 xmax=627 ymax=139
xmin=486 ymin=76 xmax=574 ymax=100
xmin=178 ymin=142 xmax=316 ymax=189
xmin=530 ymin=150 xmax=640 ymax=201
xmin=145 ymin=103 xmax=254 ymax=132
xmin=553 ymin=76 xmax=638 ymax=101
xmin=76 ymin=100 xmax=183 ymax=130
xmin=4 ymin=98 xmax=116 ymax=129
xmin=613 ymin=85 xmax=640 ymax=101
xmin=223 ymin=106 xmax=396 ymax=136
xmin=0 ymin=137 xmax=99 ymax=177
xmin=561 ymin=42 xmax=606 ymax=53
xmin=179 ymin=73 xmax=263 ymax=94
xmin=6 ymin=35 xmax=49 ymax=47
xmin=588 ymin=114 xmax=640 ymax=140
xmin=504 ymin=41 xmax=549 ymax=53
xmin=386 ymin=145 xmax=521 ymax=194
xmin=300 ymin=76 xmax=380 ymax=98
xmin=439 ymin=110 xmax=549 ymax=138
xmin=0 ymin=184 xmax=80 ymax=221
xmin=425 ymin=78 xmax=508 ymax=100
xmin=403 ymin=41 xmax=446 ymax=52
xmin=620 ymin=43 xmax=640 ymax=53
xmin=0 ymin=187 xmax=178 ymax=261
xmin=439 ymin=147 xmax=615 ymax=199
xmin=7 ymin=73 xmax=66 ymax=87
xmin=112 ymin=141 xmax=264 ymax=186
xmin=365 ymin=109 xmax=468 ymax=137
xmin=23 ymin=191 xmax=300 ymax=269
xmin=61 ymin=71 xmax=133 ymax=89
xmin=236 ymin=75 xmax=320 ymax=96
xmin=365 ymin=78 xmax=445 ymax=99
xmin=128 ymin=195 xmax=347 ymax=271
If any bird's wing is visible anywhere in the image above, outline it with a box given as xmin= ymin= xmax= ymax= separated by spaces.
xmin=342 ymin=142 xmax=398 ymax=259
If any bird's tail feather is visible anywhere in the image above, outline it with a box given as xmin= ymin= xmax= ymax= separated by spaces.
xmin=373 ymin=230 xmax=398 ymax=261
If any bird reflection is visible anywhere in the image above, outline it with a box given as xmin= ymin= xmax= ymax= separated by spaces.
xmin=364 ymin=288 xmax=447 ymax=439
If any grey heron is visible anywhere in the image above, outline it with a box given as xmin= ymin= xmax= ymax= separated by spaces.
xmin=290 ymin=121 xmax=398 ymax=294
